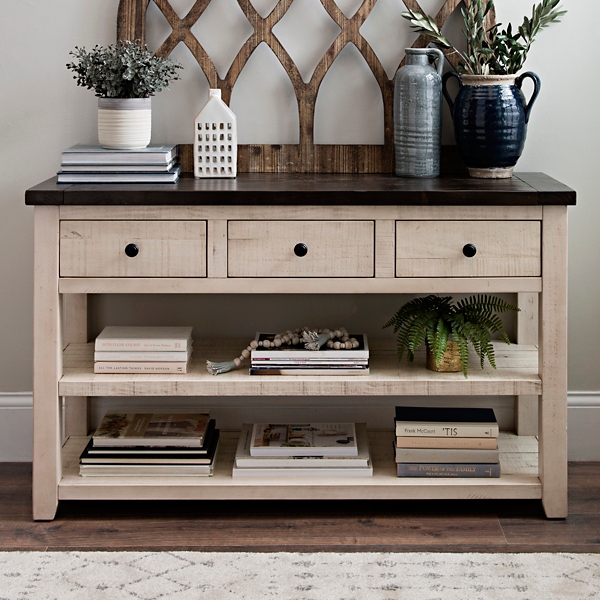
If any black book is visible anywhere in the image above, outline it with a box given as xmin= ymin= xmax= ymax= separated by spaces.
xmin=80 ymin=429 xmax=220 ymax=465
xmin=395 ymin=406 xmax=497 ymax=424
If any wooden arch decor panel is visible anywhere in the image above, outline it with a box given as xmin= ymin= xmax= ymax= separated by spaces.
xmin=117 ymin=0 xmax=493 ymax=173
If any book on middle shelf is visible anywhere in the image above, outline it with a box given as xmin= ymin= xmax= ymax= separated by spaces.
xmin=93 ymin=326 xmax=193 ymax=373
xmin=249 ymin=332 xmax=369 ymax=375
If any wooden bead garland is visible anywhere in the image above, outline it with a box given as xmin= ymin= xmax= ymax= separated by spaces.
xmin=206 ymin=327 xmax=360 ymax=375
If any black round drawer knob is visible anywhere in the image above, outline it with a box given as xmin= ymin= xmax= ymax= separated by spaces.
xmin=124 ymin=243 xmax=139 ymax=258
xmin=294 ymin=243 xmax=308 ymax=257
xmin=462 ymin=243 xmax=477 ymax=258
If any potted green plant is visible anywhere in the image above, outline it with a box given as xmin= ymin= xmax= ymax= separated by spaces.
xmin=383 ymin=295 xmax=519 ymax=377
xmin=66 ymin=41 xmax=182 ymax=150
xmin=402 ymin=0 xmax=566 ymax=178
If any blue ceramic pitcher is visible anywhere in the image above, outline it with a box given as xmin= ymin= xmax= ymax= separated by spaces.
xmin=442 ymin=72 xmax=541 ymax=178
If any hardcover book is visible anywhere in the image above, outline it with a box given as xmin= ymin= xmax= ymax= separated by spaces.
xmin=57 ymin=165 xmax=181 ymax=184
xmin=249 ymin=366 xmax=369 ymax=376
xmin=60 ymin=160 xmax=176 ymax=173
xmin=235 ymin=423 xmax=370 ymax=468
xmin=395 ymin=436 xmax=498 ymax=450
xmin=61 ymin=143 xmax=178 ymax=165
xmin=93 ymin=361 xmax=189 ymax=374
xmin=80 ymin=429 xmax=219 ymax=464
xmin=250 ymin=423 xmax=358 ymax=457
xmin=85 ymin=419 xmax=217 ymax=455
xmin=94 ymin=348 xmax=192 ymax=362
xmin=92 ymin=412 xmax=210 ymax=447
xmin=396 ymin=462 xmax=501 ymax=478
xmin=394 ymin=446 xmax=500 ymax=464
xmin=394 ymin=406 xmax=499 ymax=438
xmin=95 ymin=326 xmax=192 ymax=351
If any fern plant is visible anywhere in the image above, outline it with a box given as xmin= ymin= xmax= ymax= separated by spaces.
xmin=383 ymin=295 xmax=519 ymax=377
xmin=402 ymin=0 xmax=566 ymax=75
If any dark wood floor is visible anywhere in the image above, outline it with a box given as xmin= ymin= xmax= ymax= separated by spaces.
xmin=1 ymin=462 xmax=599 ymax=552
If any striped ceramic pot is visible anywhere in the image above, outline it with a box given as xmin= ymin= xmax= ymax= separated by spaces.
xmin=97 ymin=97 xmax=151 ymax=149
xmin=442 ymin=72 xmax=541 ymax=178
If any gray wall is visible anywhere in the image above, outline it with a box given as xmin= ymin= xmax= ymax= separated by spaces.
xmin=0 ymin=0 xmax=595 ymax=393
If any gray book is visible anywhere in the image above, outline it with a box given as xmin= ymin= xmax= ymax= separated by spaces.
xmin=394 ymin=447 xmax=499 ymax=464
xmin=397 ymin=463 xmax=501 ymax=478
xmin=61 ymin=143 xmax=178 ymax=165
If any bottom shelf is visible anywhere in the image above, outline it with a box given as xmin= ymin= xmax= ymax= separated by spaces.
xmin=59 ymin=432 xmax=541 ymax=501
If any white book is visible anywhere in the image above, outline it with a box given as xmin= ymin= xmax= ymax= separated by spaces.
xmin=94 ymin=361 xmax=189 ymax=374
xmin=235 ymin=423 xmax=371 ymax=468
xmin=79 ymin=464 xmax=214 ymax=476
xmin=60 ymin=161 xmax=176 ymax=173
xmin=250 ymin=423 xmax=358 ymax=457
xmin=95 ymin=326 xmax=192 ymax=351
xmin=232 ymin=465 xmax=372 ymax=478
xmin=94 ymin=348 xmax=192 ymax=362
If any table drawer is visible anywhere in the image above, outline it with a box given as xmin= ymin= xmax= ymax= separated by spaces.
xmin=228 ymin=220 xmax=375 ymax=277
xmin=60 ymin=221 xmax=207 ymax=277
xmin=396 ymin=221 xmax=541 ymax=277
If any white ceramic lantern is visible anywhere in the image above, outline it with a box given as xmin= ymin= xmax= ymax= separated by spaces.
xmin=194 ymin=89 xmax=237 ymax=178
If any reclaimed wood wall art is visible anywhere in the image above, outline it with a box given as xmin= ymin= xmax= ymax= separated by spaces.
xmin=117 ymin=0 xmax=495 ymax=173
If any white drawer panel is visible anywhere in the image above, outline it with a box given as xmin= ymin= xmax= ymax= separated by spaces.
xmin=228 ymin=220 xmax=375 ymax=277
xmin=396 ymin=221 xmax=541 ymax=277
xmin=60 ymin=220 xmax=207 ymax=277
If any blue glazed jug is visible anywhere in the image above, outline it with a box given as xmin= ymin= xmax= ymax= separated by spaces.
xmin=394 ymin=48 xmax=444 ymax=178
xmin=442 ymin=72 xmax=541 ymax=178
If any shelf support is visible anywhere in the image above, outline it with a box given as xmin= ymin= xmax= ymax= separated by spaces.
xmin=33 ymin=206 xmax=62 ymax=520
xmin=539 ymin=205 xmax=568 ymax=518
xmin=516 ymin=292 xmax=538 ymax=436
xmin=63 ymin=294 xmax=90 ymax=437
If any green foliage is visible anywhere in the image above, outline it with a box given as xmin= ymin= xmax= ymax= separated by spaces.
xmin=402 ymin=0 xmax=566 ymax=75
xmin=66 ymin=41 xmax=182 ymax=98
xmin=383 ymin=295 xmax=519 ymax=377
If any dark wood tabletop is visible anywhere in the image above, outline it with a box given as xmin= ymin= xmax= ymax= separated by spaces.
xmin=25 ymin=172 xmax=576 ymax=206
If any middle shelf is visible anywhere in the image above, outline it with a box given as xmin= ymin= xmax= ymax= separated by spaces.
xmin=60 ymin=339 xmax=541 ymax=397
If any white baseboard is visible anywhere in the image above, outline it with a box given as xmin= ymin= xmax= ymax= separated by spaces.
xmin=1 ymin=392 xmax=599 ymax=461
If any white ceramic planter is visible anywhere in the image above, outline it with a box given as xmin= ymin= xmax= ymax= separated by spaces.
xmin=98 ymin=98 xmax=151 ymax=149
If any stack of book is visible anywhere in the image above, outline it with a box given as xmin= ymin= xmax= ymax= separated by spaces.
xmin=94 ymin=326 xmax=193 ymax=374
xmin=249 ymin=333 xmax=369 ymax=375
xmin=394 ymin=406 xmax=500 ymax=478
xmin=57 ymin=144 xmax=180 ymax=183
xmin=79 ymin=412 xmax=219 ymax=476
xmin=232 ymin=423 xmax=373 ymax=477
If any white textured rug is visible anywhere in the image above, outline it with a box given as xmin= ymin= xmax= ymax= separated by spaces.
xmin=0 ymin=552 xmax=599 ymax=599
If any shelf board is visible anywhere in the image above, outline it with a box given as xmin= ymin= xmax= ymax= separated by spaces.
xmin=60 ymin=339 xmax=541 ymax=397
xmin=59 ymin=431 xmax=541 ymax=501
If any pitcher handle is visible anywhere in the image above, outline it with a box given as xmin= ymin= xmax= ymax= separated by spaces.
xmin=442 ymin=71 xmax=463 ymax=115
xmin=427 ymin=48 xmax=445 ymax=77
xmin=515 ymin=71 xmax=541 ymax=124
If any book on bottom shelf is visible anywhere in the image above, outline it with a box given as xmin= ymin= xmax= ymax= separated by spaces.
xmin=396 ymin=463 xmax=501 ymax=478
xmin=394 ymin=446 xmax=499 ymax=464
xmin=395 ymin=406 xmax=499 ymax=438
xmin=395 ymin=436 xmax=498 ymax=450
xmin=250 ymin=423 xmax=358 ymax=457
xmin=80 ymin=427 xmax=220 ymax=476
xmin=235 ymin=423 xmax=371 ymax=468
xmin=249 ymin=366 xmax=369 ymax=376
xmin=92 ymin=412 xmax=210 ymax=447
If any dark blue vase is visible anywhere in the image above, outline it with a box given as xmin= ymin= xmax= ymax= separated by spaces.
xmin=442 ymin=72 xmax=541 ymax=178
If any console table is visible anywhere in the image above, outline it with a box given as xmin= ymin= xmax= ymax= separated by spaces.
xmin=26 ymin=172 xmax=575 ymax=520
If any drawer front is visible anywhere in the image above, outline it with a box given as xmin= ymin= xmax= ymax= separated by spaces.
xmin=396 ymin=221 xmax=541 ymax=277
xmin=228 ymin=220 xmax=375 ymax=277
xmin=60 ymin=221 xmax=207 ymax=277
